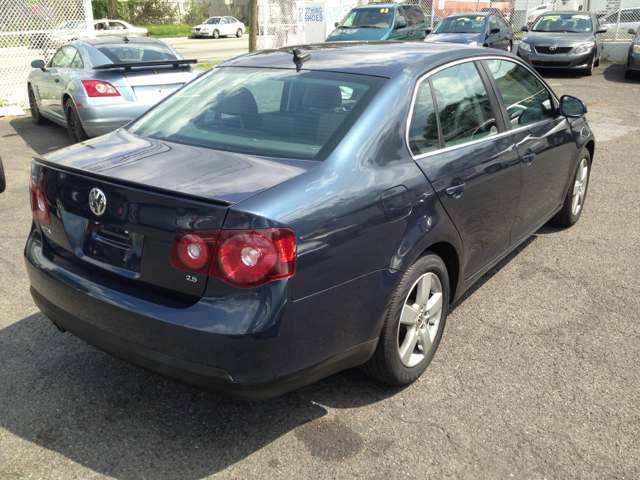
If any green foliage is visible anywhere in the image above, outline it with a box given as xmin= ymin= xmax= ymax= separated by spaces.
xmin=92 ymin=0 xmax=178 ymax=25
xmin=143 ymin=24 xmax=193 ymax=37
xmin=182 ymin=3 xmax=211 ymax=27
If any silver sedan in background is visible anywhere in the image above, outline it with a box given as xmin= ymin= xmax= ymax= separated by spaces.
xmin=27 ymin=37 xmax=200 ymax=142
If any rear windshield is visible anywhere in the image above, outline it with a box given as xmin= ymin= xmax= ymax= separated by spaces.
xmin=532 ymin=13 xmax=593 ymax=32
xmin=127 ymin=67 xmax=386 ymax=161
xmin=433 ymin=16 xmax=486 ymax=34
xmin=339 ymin=7 xmax=395 ymax=29
xmin=96 ymin=43 xmax=178 ymax=63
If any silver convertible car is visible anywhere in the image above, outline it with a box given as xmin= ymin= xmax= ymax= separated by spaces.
xmin=27 ymin=37 xmax=200 ymax=142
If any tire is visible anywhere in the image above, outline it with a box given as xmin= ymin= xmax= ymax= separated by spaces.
xmin=360 ymin=253 xmax=450 ymax=386
xmin=65 ymin=99 xmax=88 ymax=143
xmin=236 ymin=28 xmax=243 ymax=37
xmin=213 ymin=29 xmax=219 ymax=39
xmin=582 ymin=56 xmax=595 ymax=76
xmin=28 ymin=85 xmax=48 ymax=125
xmin=506 ymin=41 xmax=513 ymax=53
xmin=594 ymin=53 xmax=600 ymax=67
xmin=0 ymin=157 xmax=5 ymax=194
xmin=552 ymin=149 xmax=591 ymax=227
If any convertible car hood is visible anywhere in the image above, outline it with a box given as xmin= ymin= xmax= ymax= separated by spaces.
xmin=326 ymin=28 xmax=390 ymax=41
xmin=524 ymin=31 xmax=594 ymax=45
xmin=37 ymin=129 xmax=318 ymax=205
xmin=424 ymin=33 xmax=483 ymax=44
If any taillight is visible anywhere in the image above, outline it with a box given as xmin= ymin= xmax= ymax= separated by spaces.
xmin=170 ymin=228 xmax=296 ymax=287
xmin=169 ymin=230 xmax=220 ymax=275
xmin=29 ymin=178 xmax=51 ymax=225
xmin=81 ymin=80 xmax=120 ymax=97
xmin=146 ymin=31 xmax=150 ymax=36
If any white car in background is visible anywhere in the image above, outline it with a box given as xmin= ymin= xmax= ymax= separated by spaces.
xmin=600 ymin=7 xmax=640 ymax=38
xmin=191 ymin=16 xmax=245 ymax=39
xmin=93 ymin=19 xmax=150 ymax=37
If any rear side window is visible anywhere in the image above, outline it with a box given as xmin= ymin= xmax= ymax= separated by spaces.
xmin=70 ymin=51 xmax=84 ymax=69
xmin=485 ymin=59 xmax=554 ymax=128
xmin=430 ymin=62 xmax=498 ymax=148
xmin=96 ymin=43 xmax=178 ymax=63
xmin=127 ymin=67 xmax=386 ymax=161
xmin=408 ymin=81 xmax=439 ymax=156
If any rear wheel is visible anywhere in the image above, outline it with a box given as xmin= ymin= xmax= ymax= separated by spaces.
xmin=28 ymin=85 xmax=48 ymax=125
xmin=236 ymin=28 xmax=243 ymax=37
xmin=65 ymin=99 xmax=88 ymax=143
xmin=553 ymin=150 xmax=591 ymax=227
xmin=360 ymin=253 xmax=449 ymax=386
xmin=213 ymin=29 xmax=219 ymax=39
xmin=0 ymin=157 xmax=5 ymax=194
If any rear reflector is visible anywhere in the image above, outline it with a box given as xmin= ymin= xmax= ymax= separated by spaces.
xmin=29 ymin=178 xmax=51 ymax=224
xmin=170 ymin=228 xmax=296 ymax=287
xmin=81 ymin=80 xmax=120 ymax=97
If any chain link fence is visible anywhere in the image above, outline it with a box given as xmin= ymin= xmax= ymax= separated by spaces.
xmin=0 ymin=0 xmax=94 ymax=104
xmin=258 ymin=0 xmax=640 ymax=48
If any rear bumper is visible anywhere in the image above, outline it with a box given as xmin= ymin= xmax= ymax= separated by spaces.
xmin=25 ymin=228 xmax=392 ymax=399
xmin=77 ymin=103 xmax=152 ymax=137
xmin=517 ymin=49 xmax=593 ymax=69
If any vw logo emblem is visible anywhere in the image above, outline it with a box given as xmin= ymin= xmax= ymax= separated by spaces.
xmin=549 ymin=45 xmax=557 ymax=51
xmin=88 ymin=188 xmax=107 ymax=216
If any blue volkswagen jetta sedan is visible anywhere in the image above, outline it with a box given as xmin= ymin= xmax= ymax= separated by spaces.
xmin=25 ymin=43 xmax=595 ymax=400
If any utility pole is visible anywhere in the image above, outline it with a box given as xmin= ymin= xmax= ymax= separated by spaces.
xmin=109 ymin=0 xmax=118 ymax=19
xmin=249 ymin=0 xmax=258 ymax=51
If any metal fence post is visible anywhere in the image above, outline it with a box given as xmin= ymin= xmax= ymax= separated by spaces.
xmin=302 ymin=0 xmax=306 ymax=44
xmin=523 ymin=0 xmax=530 ymax=30
xmin=614 ymin=0 xmax=624 ymax=41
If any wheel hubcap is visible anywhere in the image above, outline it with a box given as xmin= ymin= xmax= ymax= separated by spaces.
xmin=571 ymin=158 xmax=589 ymax=216
xmin=397 ymin=272 xmax=443 ymax=368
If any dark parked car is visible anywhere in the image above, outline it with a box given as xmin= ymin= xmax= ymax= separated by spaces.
xmin=326 ymin=4 xmax=427 ymax=41
xmin=25 ymin=43 xmax=595 ymax=400
xmin=518 ymin=11 xmax=607 ymax=76
xmin=626 ymin=27 xmax=640 ymax=78
xmin=424 ymin=12 xmax=514 ymax=52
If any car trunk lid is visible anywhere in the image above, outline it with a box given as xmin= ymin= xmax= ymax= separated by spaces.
xmin=122 ymin=66 xmax=194 ymax=104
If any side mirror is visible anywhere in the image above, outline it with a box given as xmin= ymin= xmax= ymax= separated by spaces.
xmin=559 ymin=95 xmax=587 ymax=118
xmin=397 ymin=21 xmax=407 ymax=29
xmin=31 ymin=59 xmax=46 ymax=70
xmin=490 ymin=27 xmax=501 ymax=34
xmin=425 ymin=28 xmax=432 ymax=35
xmin=628 ymin=28 xmax=637 ymax=35
xmin=521 ymin=25 xmax=530 ymax=32
xmin=334 ymin=22 xmax=339 ymax=28
xmin=596 ymin=26 xmax=607 ymax=34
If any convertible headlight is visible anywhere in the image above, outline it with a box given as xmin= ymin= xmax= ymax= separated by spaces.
xmin=520 ymin=42 xmax=531 ymax=52
xmin=634 ymin=45 xmax=640 ymax=53
xmin=575 ymin=42 xmax=595 ymax=54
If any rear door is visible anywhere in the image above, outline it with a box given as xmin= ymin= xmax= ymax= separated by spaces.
xmin=482 ymin=58 xmax=573 ymax=243
xmin=408 ymin=60 xmax=522 ymax=279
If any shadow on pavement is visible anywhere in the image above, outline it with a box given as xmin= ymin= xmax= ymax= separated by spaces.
xmin=0 ymin=311 xmax=399 ymax=479
xmin=602 ymin=62 xmax=639 ymax=83
xmin=9 ymin=116 xmax=71 ymax=156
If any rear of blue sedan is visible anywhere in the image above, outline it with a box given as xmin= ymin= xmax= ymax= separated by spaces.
xmin=27 ymin=37 xmax=200 ymax=141
xmin=25 ymin=43 xmax=593 ymax=399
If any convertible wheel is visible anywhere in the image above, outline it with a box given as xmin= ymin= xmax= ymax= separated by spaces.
xmin=236 ymin=28 xmax=243 ymax=37
xmin=28 ymin=85 xmax=48 ymax=125
xmin=65 ymin=99 xmax=88 ymax=143
xmin=361 ymin=253 xmax=449 ymax=386
xmin=213 ymin=29 xmax=219 ymax=39
xmin=506 ymin=41 xmax=512 ymax=53
xmin=553 ymin=150 xmax=590 ymax=227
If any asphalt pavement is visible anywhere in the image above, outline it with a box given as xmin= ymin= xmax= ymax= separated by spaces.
xmin=163 ymin=36 xmax=249 ymax=64
xmin=0 ymin=63 xmax=639 ymax=479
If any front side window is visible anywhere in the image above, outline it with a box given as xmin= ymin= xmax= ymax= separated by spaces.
xmin=485 ymin=59 xmax=554 ymax=128
xmin=109 ymin=21 xmax=127 ymax=30
xmin=532 ymin=13 xmax=593 ymax=32
xmin=433 ymin=16 xmax=487 ymax=34
xmin=339 ymin=7 xmax=395 ymax=29
xmin=430 ymin=62 xmax=498 ymax=148
xmin=489 ymin=15 xmax=498 ymax=30
xmin=70 ymin=51 xmax=84 ymax=68
xmin=127 ymin=67 xmax=386 ymax=161
xmin=497 ymin=16 xmax=509 ymax=29
xmin=408 ymin=81 xmax=439 ymax=156
xmin=50 ymin=46 xmax=76 ymax=68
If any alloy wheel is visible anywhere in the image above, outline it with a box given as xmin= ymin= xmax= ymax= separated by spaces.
xmin=213 ymin=30 xmax=219 ymax=39
xmin=237 ymin=29 xmax=243 ymax=37
xmin=28 ymin=88 xmax=38 ymax=120
xmin=397 ymin=272 xmax=444 ymax=368
xmin=67 ymin=107 xmax=80 ymax=142
xmin=571 ymin=158 xmax=589 ymax=216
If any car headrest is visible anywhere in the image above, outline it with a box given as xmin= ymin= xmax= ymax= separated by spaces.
xmin=303 ymin=84 xmax=342 ymax=110
xmin=215 ymin=87 xmax=258 ymax=117
xmin=577 ymin=18 xmax=589 ymax=30
xmin=141 ymin=49 xmax=166 ymax=61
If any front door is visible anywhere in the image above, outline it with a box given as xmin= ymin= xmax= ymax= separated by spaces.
xmin=409 ymin=61 xmax=522 ymax=279
xmin=482 ymin=58 xmax=573 ymax=242
xmin=38 ymin=46 xmax=75 ymax=119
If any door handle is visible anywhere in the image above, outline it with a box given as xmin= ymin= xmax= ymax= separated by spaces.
xmin=446 ymin=183 xmax=466 ymax=199
xmin=522 ymin=152 xmax=536 ymax=166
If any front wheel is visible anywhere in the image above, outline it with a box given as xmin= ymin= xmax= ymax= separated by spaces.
xmin=360 ymin=253 xmax=449 ymax=386
xmin=236 ymin=28 xmax=243 ymax=37
xmin=65 ymin=99 xmax=89 ymax=143
xmin=552 ymin=150 xmax=591 ymax=227
xmin=506 ymin=41 xmax=513 ymax=53
xmin=212 ymin=29 xmax=219 ymax=39
xmin=28 ymin=85 xmax=48 ymax=125
xmin=581 ymin=56 xmax=595 ymax=76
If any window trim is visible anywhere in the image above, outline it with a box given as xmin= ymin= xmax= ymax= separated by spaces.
xmin=405 ymin=55 xmax=561 ymax=161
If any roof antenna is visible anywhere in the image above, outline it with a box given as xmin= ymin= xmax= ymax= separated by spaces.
xmin=291 ymin=48 xmax=310 ymax=72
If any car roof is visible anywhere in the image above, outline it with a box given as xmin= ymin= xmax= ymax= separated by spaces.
xmin=542 ymin=10 xmax=594 ymax=15
xmin=83 ymin=37 xmax=163 ymax=46
xmin=221 ymin=42 xmax=508 ymax=78
xmin=353 ymin=3 xmax=401 ymax=8
xmin=448 ymin=12 xmax=490 ymax=17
